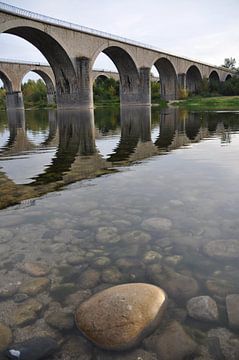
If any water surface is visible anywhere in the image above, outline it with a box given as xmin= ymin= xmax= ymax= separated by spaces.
xmin=0 ymin=106 xmax=239 ymax=359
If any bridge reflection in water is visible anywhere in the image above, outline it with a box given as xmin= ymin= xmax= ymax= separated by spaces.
xmin=0 ymin=107 xmax=237 ymax=209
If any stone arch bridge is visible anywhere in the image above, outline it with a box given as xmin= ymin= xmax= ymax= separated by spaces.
xmin=0 ymin=2 xmax=235 ymax=110
xmin=0 ymin=59 xmax=123 ymax=109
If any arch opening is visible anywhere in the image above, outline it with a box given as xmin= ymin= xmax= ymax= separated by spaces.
xmin=93 ymin=75 xmax=119 ymax=104
xmin=186 ymin=65 xmax=202 ymax=94
xmin=152 ymin=58 xmax=178 ymax=101
xmin=21 ymin=70 xmax=56 ymax=107
xmin=209 ymin=70 xmax=220 ymax=93
xmin=93 ymin=46 xmax=140 ymax=105
xmin=3 ymin=27 xmax=78 ymax=108
xmin=225 ymin=74 xmax=232 ymax=81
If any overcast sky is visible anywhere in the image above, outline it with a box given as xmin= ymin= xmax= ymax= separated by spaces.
xmin=0 ymin=0 xmax=239 ymax=80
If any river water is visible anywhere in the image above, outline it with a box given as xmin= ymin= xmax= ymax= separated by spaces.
xmin=0 ymin=106 xmax=239 ymax=359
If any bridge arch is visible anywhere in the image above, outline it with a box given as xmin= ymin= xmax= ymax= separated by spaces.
xmin=0 ymin=70 xmax=13 ymax=92
xmin=21 ymin=69 xmax=55 ymax=105
xmin=209 ymin=70 xmax=220 ymax=83
xmin=186 ymin=65 xmax=202 ymax=94
xmin=93 ymin=73 xmax=110 ymax=83
xmin=225 ymin=74 xmax=232 ymax=81
xmin=92 ymin=45 xmax=140 ymax=105
xmin=21 ymin=69 xmax=55 ymax=94
xmin=152 ymin=57 xmax=178 ymax=101
xmin=1 ymin=24 xmax=78 ymax=108
xmin=209 ymin=70 xmax=220 ymax=92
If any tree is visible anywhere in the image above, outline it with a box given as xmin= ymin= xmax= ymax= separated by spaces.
xmin=223 ymin=57 xmax=236 ymax=69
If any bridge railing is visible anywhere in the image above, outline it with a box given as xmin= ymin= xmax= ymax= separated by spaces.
xmin=0 ymin=1 xmax=236 ymax=73
xmin=0 ymin=58 xmax=49 ymax=66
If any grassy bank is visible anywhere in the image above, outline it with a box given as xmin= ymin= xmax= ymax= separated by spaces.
xmin=171 ymin=96 xmax=239 ymax=110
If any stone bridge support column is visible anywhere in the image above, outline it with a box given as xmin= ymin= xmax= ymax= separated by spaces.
xmin=76 ymin=57 xmax=93 ymax=109
xmin=178 ymin=73 xmax=186 ymax=97
xmin=139 ymin=67 xmax=151 ymax=106
xmin=47 ymin=93 xmax=55 ymax=106
xmin=6 ymin=91 xmax=24 ymax=110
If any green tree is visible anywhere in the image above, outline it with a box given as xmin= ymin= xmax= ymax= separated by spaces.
xmin=223 ymin=57 xmax=236 ymax=69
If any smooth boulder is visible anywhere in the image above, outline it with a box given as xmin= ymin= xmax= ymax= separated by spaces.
xmin=75 ymin=283 xmax=167 ymax=351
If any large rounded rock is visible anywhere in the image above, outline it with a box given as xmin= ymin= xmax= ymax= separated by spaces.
xmin=203 ymin=240 xmax=239 ymax=259
xmin=75 ymin=283 xmax=167 ymax=351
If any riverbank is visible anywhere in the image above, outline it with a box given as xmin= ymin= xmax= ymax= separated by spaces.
xmin=171 ymin=96 xmax=239 ymax=110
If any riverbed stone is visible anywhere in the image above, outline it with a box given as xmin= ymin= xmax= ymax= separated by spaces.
xmin=0 ymin=229 xmax=13 ymax=243
xmin=101 ymin=267 xmax=124 ymax=284
xmin=143 ymin=250 xmax=162 ymax=264
xmin=187 ymin=296 xmax=219 ymax=322
xmin=160 ymin=271 xmax=199 ymax=301
xmin=96 ymin=227 xmax=120 ymax=244
xmin=45 ymin=309 xmax=74 ymax=330
xmin=0 ymin=283 xmax=18 ymax=299
xmin=19 ymin=277 xmax=50 ymax=296
xmin=95 ymin=348 xmax=158 ymax=360
xmin=206 ymin=278 xmax=238 ymax=297
xmin=122 ymin=230 xmax=151 ymax=244
xmin=20 ymin=262 xmax=50 ymax=277
xmin=203 ymin=240 xmax=239 ymax=259
xmin=141 ymin=217 xmax=172 ymax=232
xmin=13 ymin=298 xmax=43 ymax=327
xmin=93 ymin=256 xmax=111 ymax=268
xmin=5 ymin=336 xmax=59 ymax=360
xmin=143 ymin=320 xmax=198 ymax=360
xmin=0 ymin=323 xmax=12 ymax=351
xmin=226 ymin=294 xmax=239 ymax=328
xmin=207 ymin=327 xmax=239 ymax=359
xmin=79 ymin=269 xmax=100 ymax=289
xmin=75 ymin=283 xmax=167 ymax=351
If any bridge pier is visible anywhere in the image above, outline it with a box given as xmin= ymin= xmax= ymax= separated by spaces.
xmin=75 ymin=57 xmax=93 ymax=109
xmin=119 ymin=67 xmax=151 ymax=106
xmin=178 ymin=73 xmax=187 ymax=97
xmin=139 ymin=67 xmax=151 ymax=106
xmin=47 ymin=93 xmax=55 ymax=106
xmin=6 ymin=91 xmax=24 ymax=110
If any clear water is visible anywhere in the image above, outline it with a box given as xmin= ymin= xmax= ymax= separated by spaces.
xmin=1 ymin=106 xmax=239 ymax=359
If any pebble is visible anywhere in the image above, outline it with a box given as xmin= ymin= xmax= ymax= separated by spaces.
xmin=0 ymin=323 xmax=12 ymax=352
xmin=20 ymin=262 xmax=50 ymax=277
xmin=187 ymin=296 xmax=219 ymax=322
xmin=19 ymin=278 xmax=50 ymax=296
xmin=144 ymin=320 xmax=198 ymax=360
xmin=226 ymin=294 xmax=239 ymax=328
xmin=6 ymin=336 xmax=58 ymax=360
xmin=141 ymin=217 xmax=172 ymax=232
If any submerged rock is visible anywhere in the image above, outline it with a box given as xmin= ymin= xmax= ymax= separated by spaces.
xmin=143 ymin=320 xmax=198 ymax=360
xmin=0 ymin=323 xmax=12 ymax=352
xmin=141 ymin=217 xmax=172 ymax=232
xmin=20 ymin=262 xmax=50 ymax=277
xmin=45 ymin=309 xmax=74 ymax=331
xmin=203 ymin=240 xmax=239 ymax=259
xmin=96 ymin=227 xmax=120 ymax=244
xmin=13 ymin=299 xmax=43 ymax=327
xmin=75 ymin=283 xmax=167 ymax=351
xmin=5 ymin=336 xmax=58 ymax=360
xmin=187 ymin=296 xmax=219 ymax=322
xmin=207 ymin=327 xmax=239 ymax=360
xmin=121 ymin=230 xmax=151 ymax=244
xmin=226 ymin=294 xmax=239 ymax=328
xmin=19 ymin=278 xmax=50 ymax=296
xmin=160 ymin=271 xmax=199 ymax=301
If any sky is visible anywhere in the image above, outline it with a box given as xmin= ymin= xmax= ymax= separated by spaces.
xmin=0 ymin=0 xmax=239 ymax=82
